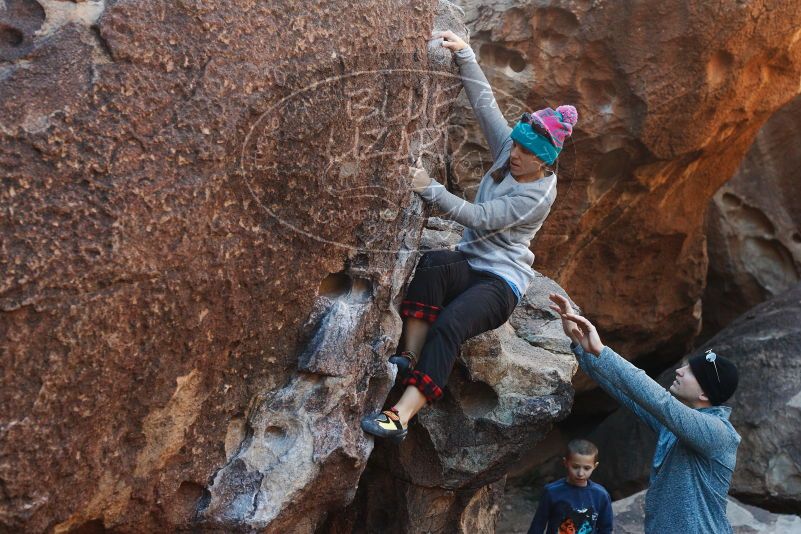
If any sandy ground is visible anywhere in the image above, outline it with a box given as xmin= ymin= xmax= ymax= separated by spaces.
xmin=496 ymin=483 xmax=540 ymax=534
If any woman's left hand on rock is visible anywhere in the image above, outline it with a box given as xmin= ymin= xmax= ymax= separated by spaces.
xmin=409 ymin=158 xmax=433 ymax=193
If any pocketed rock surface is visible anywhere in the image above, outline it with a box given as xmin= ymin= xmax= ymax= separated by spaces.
xmin=0 ymin=1 xmax=577 ymax=532
xmin=702 ymin=94 xmax=801 ymax=339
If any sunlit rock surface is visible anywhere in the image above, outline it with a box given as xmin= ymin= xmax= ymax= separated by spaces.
xmin=451 ymin=0 xmax=801 ymax=365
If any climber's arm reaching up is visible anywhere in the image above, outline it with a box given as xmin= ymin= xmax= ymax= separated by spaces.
xmin=434 ymin=30 xmax=512 ymax=162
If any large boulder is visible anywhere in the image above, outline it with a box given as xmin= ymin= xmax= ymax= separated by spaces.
xmin=450 ymin=0 xmax=801 ymax=365
xmin=0 ymin=1 xmax=469 ymax=532
xmin=588 ymin=282 xmax=801 ymax=512
xmin=0 ymin=2 xmax=580 ymax=532
xmin=702 ymin=94 xmax=801 ymax=339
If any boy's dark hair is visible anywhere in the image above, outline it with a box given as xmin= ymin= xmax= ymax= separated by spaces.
xmin=566 ymin=439 xmax=599 ymax=461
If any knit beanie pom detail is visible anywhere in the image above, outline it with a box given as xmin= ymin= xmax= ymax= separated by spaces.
xmin=512 ymin=104 xmax=578 ymax=163
xmin=556 ymin=105 xmax=578 ymax=126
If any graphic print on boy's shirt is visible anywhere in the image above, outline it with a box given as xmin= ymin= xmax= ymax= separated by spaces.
xmin=552 ymin=500 xmax=597 ymax=534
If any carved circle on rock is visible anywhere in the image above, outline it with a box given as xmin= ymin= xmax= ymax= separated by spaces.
xmin=239 ymin=67 xmax=576 ymax=255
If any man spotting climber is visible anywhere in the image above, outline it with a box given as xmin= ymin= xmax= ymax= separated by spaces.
xmin=360 ymin=29 xmax=579 ymax=443
xmin=548 ymin=293 xmax=741 ymax=533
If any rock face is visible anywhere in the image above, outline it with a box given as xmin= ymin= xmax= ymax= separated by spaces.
xmin=0 ymin=2 xmax=578 ymax=532
xmin=451 ymin=0 xmax=801 ymax=363
xmin=0 ymin=1 xmax=466 ymax=531
xmin=588 ymin=283 xmax=801 ymax=512
xmin=702 ymin=94 xmax=801 ymax=339
xmin=612 ymin=490 xmax=801 ymax=534
xmin=324 ymin=221 xmax=577 ymax=533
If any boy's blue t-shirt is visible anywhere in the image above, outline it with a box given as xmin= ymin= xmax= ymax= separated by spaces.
xmin=527 ymin=479 xmax=613 ymax=534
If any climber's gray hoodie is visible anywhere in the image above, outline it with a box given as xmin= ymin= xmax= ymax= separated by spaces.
xmin=418 ymin=46 xmax=557 ymax=301
xmin=573 ymin=343 xmax=740 ymax=533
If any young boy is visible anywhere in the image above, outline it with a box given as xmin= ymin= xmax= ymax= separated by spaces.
xmin=527 ymin=439 xmax=613 ymax=534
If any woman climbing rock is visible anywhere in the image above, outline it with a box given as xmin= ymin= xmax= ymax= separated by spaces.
xmin=361 ymin=30 xmax=578 ymax=443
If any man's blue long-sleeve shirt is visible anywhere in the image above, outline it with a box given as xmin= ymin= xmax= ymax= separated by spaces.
xmin=572 ymin=343 xmax=740 ymax=533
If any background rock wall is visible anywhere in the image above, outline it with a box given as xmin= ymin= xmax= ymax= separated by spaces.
xmin=446 ymin=0 xmax=801 ymax=526
xmin=451 ymin=0 xmax=801 ymax=364
xmin=500 ymin=83 xmax=801 ymax=524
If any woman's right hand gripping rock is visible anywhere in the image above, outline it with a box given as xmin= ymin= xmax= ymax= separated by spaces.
xmin=432 ymin=30 xmax=468 ymax=52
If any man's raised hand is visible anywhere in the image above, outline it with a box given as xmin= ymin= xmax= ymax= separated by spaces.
xmin=548 ymin=293 xmax=605 ymax=357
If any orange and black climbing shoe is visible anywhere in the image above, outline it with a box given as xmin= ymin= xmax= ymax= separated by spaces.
xmin=388 ymin=350 xmax=417 ymax=381
xmin=360 ymin=407 xmax=407 ymax=444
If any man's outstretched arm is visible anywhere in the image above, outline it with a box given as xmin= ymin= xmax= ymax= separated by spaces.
xmin=550 ymin=294 xmax=737 ymax=457
xmin=572 ymin=342 xmax=662 ymax=433
xmin=549 ymin=294 xmax=662 ymax=432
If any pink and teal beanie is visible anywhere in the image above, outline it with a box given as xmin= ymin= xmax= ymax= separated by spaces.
xmin=510 ymin=105 xmax=578 ymax=165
